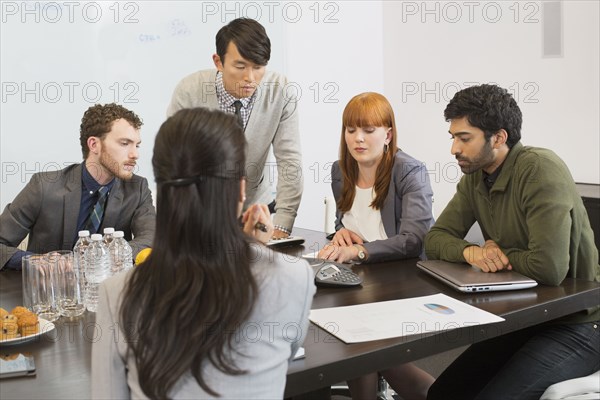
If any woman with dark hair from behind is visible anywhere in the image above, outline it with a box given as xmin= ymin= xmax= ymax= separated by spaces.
xmin=91 ymin=108 xmax=316 ymax=399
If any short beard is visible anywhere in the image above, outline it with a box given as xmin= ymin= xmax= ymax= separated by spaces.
xmin=99 ymin=151 xmax=133 ymax=181
xmin=457 ymin=140 xmax=495 ymax=174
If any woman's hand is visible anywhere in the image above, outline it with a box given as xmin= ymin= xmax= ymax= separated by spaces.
xmin=242 ymin=204 xmax=274 ymax=244
xmin=331 ymin=228 xmax=364 ymax=247
xmin=317 ymin=243 xmax=359 ymax=264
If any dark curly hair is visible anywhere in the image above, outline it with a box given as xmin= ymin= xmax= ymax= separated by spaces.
xmin=79 ymin=103 xmax=143 ymax=159
xmin=444 ymin=84 xmax=522 ymax=148
xmin=216 ymin=18 xmax=271 ymax=66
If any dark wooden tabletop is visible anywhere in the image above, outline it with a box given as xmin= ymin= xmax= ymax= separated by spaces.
xmin=1 ymin=227 xmax=598 ymax=399
xmin=283 ymin=229 xmax=600 ymax=397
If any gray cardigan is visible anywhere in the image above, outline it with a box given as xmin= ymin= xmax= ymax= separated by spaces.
xmin=331 ymin=150 xmax=435 ymax=262
xmin=91 ymin=248 xmax=316 ymax=399
xmin=167 ymin=69 xmax=303 ymax=231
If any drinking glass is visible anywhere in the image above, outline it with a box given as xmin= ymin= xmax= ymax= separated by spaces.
xmin=47 ymin=250 xmax=85 ymax=318
xmin=21 ymin=254 xmax=60 ymax=322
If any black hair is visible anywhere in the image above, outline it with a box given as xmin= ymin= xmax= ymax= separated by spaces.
xmin=120 ymin=107 xmax=256 ymax=399
xmin=444 ymin=84 xmax=522 ymax=148
xmin=216 ymin=18 xmax=271 ymax=65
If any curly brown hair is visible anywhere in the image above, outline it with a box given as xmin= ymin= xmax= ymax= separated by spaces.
xmin=79 ymin=103 xmax=143 ymax=159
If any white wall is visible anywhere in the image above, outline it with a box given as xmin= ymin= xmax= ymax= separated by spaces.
xmin=383 ymin=0 xmax=600 ymax=217
xmin=0 ymin=0 xmax=286 ymax=208
xmin=284 ymin=1 xmax=385 ymax=230
xmin=1 ymin=1 xmax=598 ymax=232
xmin=0 ymin=1 xmax=383 ymax=232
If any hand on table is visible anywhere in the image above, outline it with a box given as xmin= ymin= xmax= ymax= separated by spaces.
xmin=330 ymin=228 xmax=363 ymax=247
xmin=318 ymin=243 xmax=360 ymax=264
xmin=463 ymin=240 xmax=512 ymax=272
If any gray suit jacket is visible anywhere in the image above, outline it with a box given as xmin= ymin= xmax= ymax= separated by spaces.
xmin=0 ymin=164 xmax=156 ymax=268
xmin=331 ymin=150 xmax=435 ymax=262
xmin=167 ymin=69 xmax=303 ymax=231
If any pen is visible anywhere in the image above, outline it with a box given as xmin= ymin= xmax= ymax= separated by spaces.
xmin=238 ymin=217 xmax=269 ymax=233
xmin=254 ymin=222 xmax=268 ymax=233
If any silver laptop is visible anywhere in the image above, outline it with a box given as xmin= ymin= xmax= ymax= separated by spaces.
xmin=416 ymin=260 xmax=537 ymax=293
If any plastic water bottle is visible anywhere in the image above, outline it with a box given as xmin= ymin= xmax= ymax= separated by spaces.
xmin=108 ymin=231 xmax=133 ymax=274
xmin=73 ymin=230 xmax=91 ymax=303
xmin=84 ymin=234 xmax=111 ymax=312
xmin=103 ymin=227 xmax=115 ymax=247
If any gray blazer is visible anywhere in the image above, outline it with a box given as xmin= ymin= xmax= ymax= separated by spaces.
xmin=0 ymin=164 xmax=156 ymax=267
xmin=167 ymin=69 xmax=303 ymax=231
xmin=331 ymin=150 xmax=435 ymax=262
xmin=92 ymin=248 xmax=316 ymax=399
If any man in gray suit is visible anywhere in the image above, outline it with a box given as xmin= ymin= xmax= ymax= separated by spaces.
xmin=0 ymin=103 xmax=156 ymax=270
xmin=167 ymin=18 xmax=302 ymax=238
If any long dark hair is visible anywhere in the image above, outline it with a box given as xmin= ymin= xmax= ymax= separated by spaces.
xmin=120 ymin=108 xmax=257 ymax=399
xmin=338 ymin=92 xmax=398 ymax=212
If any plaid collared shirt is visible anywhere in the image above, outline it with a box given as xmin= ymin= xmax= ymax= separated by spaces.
xmin=215 ymin=72 xmax=256 ymax=129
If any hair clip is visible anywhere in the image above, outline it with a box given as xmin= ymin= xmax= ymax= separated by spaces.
xmin=159 ymin=176 xmax=205 ymax=186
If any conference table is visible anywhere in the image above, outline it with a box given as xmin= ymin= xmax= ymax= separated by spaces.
xmin=1 ymin=228 xmax=598 ymax=399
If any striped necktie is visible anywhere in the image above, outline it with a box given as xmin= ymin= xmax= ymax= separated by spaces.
xmin=84 ymin=186 xmax=108 ymax=234
xmin=233 ymin=100 xmax=244 ymax=128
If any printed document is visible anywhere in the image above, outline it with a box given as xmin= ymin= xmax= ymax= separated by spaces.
xmin=309 ymin=293 xmax=504 ymax=343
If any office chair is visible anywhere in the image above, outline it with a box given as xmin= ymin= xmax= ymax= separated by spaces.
xmin=540 ymin=370 xmax=600 ymax=399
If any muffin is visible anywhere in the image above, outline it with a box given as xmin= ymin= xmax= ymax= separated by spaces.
xmin=18 ymin=313 xmax=39 ymax=337
xmin=0 ymin=353 xmax=19 ymax=361
xmin=11 ymin=306 xmax=30 ymax=319
xmin=0 ymin=307 xmax=8 ymax=319
xmin=2 ymin=314 xmax=19 ymax=340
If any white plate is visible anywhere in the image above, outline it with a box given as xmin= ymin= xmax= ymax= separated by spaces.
xmin=0 ymin=318 xmax=56 ymax=346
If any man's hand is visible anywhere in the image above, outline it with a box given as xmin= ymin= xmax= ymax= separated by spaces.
xmin=463 ymin=240 xmax=512 ymax=272
xmin=318 ymin=243 xmax=359 ymax=264
xmin=331 ymin=228 xmax=364 ymax=247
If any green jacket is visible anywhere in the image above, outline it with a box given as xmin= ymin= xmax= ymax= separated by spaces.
xmin=425 ymin=143 xmax=599 ymax=323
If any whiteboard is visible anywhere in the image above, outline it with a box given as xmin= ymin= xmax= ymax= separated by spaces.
xmin=1 ymin=1 xmax=286 ymax=208
xmin=7 ymin=2 xmax=592 ymax=234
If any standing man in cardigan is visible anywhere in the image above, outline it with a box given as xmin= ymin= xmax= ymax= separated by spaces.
xmin=167 ymin=18 xmax=303 ymax=238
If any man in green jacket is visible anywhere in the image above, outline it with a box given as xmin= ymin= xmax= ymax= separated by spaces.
xmin=425 ymin=84 xmax=599 ymax=400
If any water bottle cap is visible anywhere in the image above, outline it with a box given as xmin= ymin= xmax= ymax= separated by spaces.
xmin=103 ymin=227 xmax=115 ymax=234
xmin=113 ymin=231 xmax=125 ymax=238
xmin=78 ymin=230 xmax=90 ymax=237
xmin=91 ymin=234 xmax=103 ymax=241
